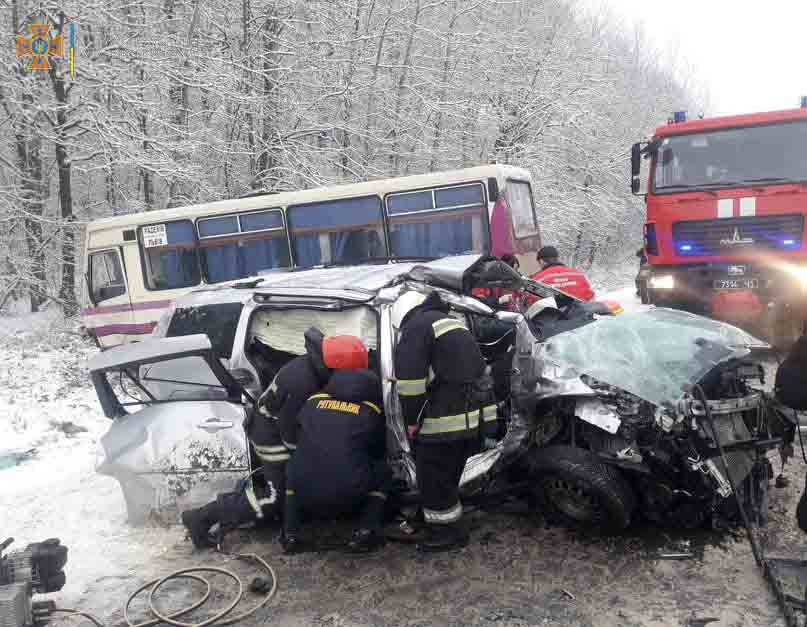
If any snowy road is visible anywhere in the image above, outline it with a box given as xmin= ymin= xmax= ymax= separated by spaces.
xmin=5 ymin=288 xmax=803 ymax=627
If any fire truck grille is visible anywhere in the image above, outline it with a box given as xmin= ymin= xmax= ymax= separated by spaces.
xmin=672 ymin=214 xmax=804 ymax=256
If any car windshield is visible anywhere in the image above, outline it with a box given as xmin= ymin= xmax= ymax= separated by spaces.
xmin=535 ymin=308 xmax=766 ymax=406
xmin=653 ymin=120 xmax=807 ymax=193
xmin=110 ymin=355 xmax=233 ymax=405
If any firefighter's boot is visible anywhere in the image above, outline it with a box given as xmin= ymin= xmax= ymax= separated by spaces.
xmin=181 ymin=502 xmax=220 ymax=549
xmin=345 ymin=529 xmax=386 ymax=554
xmin=416 ymin=522 xmax=469 ymax=553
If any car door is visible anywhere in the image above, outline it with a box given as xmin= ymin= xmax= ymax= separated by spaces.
xmin=97 ymin=349 xmax=251 ymax=523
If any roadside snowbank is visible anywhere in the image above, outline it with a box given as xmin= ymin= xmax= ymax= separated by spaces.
xmin=0 ymin=312 xmax=182 ymax=609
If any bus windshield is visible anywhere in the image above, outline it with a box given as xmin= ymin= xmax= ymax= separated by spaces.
xmin=287 ymin=196 xmax=387 ymax=266
xmin=653 ymin=120 xmax=807 ymax=193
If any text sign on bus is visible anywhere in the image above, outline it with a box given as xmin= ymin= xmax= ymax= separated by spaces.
xmin=142 ymin=224 xmax=168 ymax=248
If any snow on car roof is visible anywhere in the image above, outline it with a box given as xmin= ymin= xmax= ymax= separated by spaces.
xmin=88 ymin=334 xmax=213 ymax=372
xmin=173 ymin=254 xmax=484 ymax=306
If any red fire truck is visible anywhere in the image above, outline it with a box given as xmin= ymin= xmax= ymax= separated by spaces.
xmin=631 ymin=104 xmax=807 ymax=345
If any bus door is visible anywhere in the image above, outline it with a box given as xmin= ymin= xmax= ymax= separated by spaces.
xmin=385 ymin=182 xmax=488 ymax=258
xmin=85 ymin=246 xmax=134 ymax=349
xmin=489 ymin=179 xmax=541 ymax=275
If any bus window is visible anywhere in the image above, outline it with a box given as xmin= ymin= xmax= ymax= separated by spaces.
xmin=288 ymin=196 xmax=386 ymax=266
xmin=197 ymin=210 xmax=289 ymax=283
xmin=386 ymin=183 xmax=487 ymax=258
xmin=89 ymin=249 xmax=126 ymax=302
xmin=506 ymin=180 xmax=539 ymax=238
xmin=139 ymin=220 xmax=201 ymax=290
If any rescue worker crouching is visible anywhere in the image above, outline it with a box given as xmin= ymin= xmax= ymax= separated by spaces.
xmin=181 ymin=327 xmax=332 ymax=549
xmin=528 ymin=245 xmax=594 ymax=308
xmin=393 ymin=290 xmax=497 ymax=552
xmin=282 ymin=336 xmax=389 ymax=554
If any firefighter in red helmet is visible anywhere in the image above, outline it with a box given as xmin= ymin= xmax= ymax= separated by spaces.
xmin=281 ymin=335 xmax=390 ymax=554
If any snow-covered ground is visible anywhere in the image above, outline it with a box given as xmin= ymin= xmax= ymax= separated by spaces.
xmin=0 ymin=311 xmax=182 ymax=614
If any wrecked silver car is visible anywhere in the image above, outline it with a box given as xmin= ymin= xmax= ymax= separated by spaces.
xmin=89 ymin=255 xmax=798 ymax=530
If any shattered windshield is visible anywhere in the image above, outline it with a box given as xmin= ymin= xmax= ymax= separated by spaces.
xmin=536 ymin=308 xmax=765 ymax=406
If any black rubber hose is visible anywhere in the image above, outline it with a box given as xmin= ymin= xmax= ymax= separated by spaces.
xmin=52 ymin=609 xmax=105 ymax=627
xmin=693 ymin=383 xmax=764 ymax=566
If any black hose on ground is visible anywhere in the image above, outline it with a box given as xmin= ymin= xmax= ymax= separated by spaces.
xmin=125 ymin=553 xmax=277 ymax=627
xmin=52 ymin=553 xmax=277 ymax=627
xmin=693 ymin=384 xmax=764 ymax=566
xmin=51 ymin=608 xmax=105 ymax=627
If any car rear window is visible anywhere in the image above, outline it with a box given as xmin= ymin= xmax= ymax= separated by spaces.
xmin=166 ymin=303 xmax=244 ymax=358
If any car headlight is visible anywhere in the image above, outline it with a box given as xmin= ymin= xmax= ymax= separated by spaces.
xmin=650 ymin=275 xmax=675 ymax=289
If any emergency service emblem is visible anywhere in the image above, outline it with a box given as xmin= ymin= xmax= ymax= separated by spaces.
xmin=15 ymin=13 xmax=76 ymax=77
xmin=720 ymin=228 xmax=754 ymax=246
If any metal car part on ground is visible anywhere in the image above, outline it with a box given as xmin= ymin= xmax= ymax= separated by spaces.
xmin=88 ymin=255 xmax=796 ymax=532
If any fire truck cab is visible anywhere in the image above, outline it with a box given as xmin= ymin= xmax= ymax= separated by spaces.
xmin=632 ymin=105 xmax=807 ymax=343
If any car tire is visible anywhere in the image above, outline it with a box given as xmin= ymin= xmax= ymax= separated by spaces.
xmin=528 ymin=445 xmax=636 ymax=532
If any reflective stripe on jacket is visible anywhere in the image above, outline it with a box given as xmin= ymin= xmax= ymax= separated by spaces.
xmin=394 ymin=291 xmax=497 ymax=442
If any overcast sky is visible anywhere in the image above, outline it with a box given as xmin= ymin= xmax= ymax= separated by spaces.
xmin=580 ymin=0 xmax=807 ymax=117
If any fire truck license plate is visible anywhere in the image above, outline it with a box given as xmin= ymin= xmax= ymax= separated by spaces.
xmin=713 ymin=279 xmax=759 ymax=290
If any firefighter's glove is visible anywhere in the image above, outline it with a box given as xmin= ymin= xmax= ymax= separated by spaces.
xmin=27 ymin=538 xmax=68 ymax=593
xmin=256 ymin=386 xmax=276 ymax=417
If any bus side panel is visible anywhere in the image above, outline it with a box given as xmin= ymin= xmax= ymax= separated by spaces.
xmin=117 ymin=243 xmax=187 ymax=346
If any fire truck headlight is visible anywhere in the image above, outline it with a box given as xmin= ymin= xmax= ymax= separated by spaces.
xmin=778 ymin=263 xmax=807 ymax=290
xmin=792 ymin=267 xmax=807 ymax=290
xmin=650 ymin=275 xmax=675 ymax=290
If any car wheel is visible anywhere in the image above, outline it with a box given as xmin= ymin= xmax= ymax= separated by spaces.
xmin=528 ymin=445 xmax=636 ymax=531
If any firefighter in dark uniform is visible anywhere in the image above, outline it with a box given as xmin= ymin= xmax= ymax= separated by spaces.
xmin=181 ymin=327 xmax=332 ymax=549
xmin=392 ymin=290 xmax=497 ymax=552
xmin=281 ymin=337 xmax=389 ymax=554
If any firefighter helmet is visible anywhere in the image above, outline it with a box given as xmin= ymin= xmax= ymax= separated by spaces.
xmin=322 ymin=335 xmax=369 ymax=370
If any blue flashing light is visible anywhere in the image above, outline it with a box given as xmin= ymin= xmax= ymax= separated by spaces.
xmin=801 ymin=97 xmax=807 ymax=109
xmin=679 ymin=244 xmax=693 ymax=252
xmin=783 ymin=239 xmax=797 ymax=247
xmin=673 ymin=111 xmax=687 ymax=123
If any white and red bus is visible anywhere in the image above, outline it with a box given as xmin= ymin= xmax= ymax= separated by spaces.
xmin=82 ymin=164 xmax=541 ymax=348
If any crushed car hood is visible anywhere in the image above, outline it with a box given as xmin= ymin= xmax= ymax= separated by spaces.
xmin=522 ymin=307 xmax=769 ymax=407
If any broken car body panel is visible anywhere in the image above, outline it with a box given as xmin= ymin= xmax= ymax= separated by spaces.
xmin=89 ymin=254 xmax=794 ymax=529
xmin=89 ymin=335 xmax=249 ymax=523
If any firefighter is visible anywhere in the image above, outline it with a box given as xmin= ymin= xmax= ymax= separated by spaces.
xmin=181 ymin=327 xmax=333 ymax=549
xmin=281 ymin=337 xmax=389 ymax=554
xmin=528 ymin=245 xmax=595 ymax=308
xmin=393 ymin=290 xmax=497 ymax=552
xmin=774 ymin=335 xmax=807 ymax=533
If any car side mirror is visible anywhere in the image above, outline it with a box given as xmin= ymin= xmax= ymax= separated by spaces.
xmin=631 ymin=142 xmax=642 ymax=195
xmin=228 ymin=368 xmax=256 ymax=387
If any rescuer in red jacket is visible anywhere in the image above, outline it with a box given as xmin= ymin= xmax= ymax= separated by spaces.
xmin=529 ymin=246 xmax=595 ymax=308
